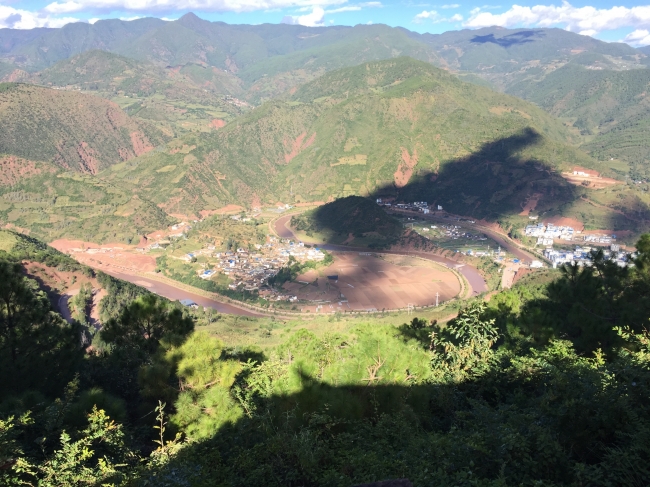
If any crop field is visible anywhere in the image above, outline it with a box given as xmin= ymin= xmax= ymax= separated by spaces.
xmin=284 ymin=252 xmax=461 ymax=312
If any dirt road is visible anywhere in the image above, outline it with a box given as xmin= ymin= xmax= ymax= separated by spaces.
xmin=273 ymin=215 xmax=488 ymax=295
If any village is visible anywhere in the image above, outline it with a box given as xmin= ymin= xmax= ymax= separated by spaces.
xmin=543 ymin=245 xmax=635 ymax=268
xmin=154 ymin=232 xmax=326 ymax=301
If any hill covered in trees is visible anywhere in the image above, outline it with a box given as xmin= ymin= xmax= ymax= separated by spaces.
xmin=290 ymin=196 xmax=402 ymax=244
xmin=508 ymin=64 xmax=650 ymax=180
xmin=0 ymin=82 xmax=167 ymax=174
xmin=3 ymin=231 xmax=650 ymax=485
xmin=107 ymin=57 xmax=596 ymax=222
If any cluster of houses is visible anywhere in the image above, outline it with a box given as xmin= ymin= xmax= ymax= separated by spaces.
xmin=376 ymin=199 xmax=444 ymax=214
xmin=196 ymin=238 xmax=326 ymax=299
xmin=543 ymin=245 xmax=634 ymax=268
xmin=525 ymin=222 xmax=577 ymax=244
xmin=526 ymin=222 xmax=619 ymax=246
xmin=583 ymin=234 xmax=616 ymax=244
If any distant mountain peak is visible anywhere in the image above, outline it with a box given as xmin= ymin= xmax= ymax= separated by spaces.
xmin=178 ymin=12 xmax=204 ymax=26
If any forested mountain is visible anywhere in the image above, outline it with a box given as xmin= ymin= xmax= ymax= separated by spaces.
xmin=102 ymin=57 xmax=595 ymax=223
xmin=0 ymin=82 xmax=167 ymax=173
xmin=408 ymin=27 xmax=643 ymax=90
xmin=507 ymin=65 xmax=650 ymax=179
xmin=1 ymin=16 xmax=645 ymax=101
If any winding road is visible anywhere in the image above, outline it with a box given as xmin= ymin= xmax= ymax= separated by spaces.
xmin=273 ymin=214 xmax=488 ymax=295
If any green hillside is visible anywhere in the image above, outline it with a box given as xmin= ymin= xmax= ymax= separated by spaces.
xmin=507 ymin=64 xmax=650 ymax=178
xmin=101 ymin=58 xmax=599 ymax=224
xmin=238 ymin=24 xmax=439 ymax=102
xmin=26 ymin=50 xmax=248 ymax=135
xmin=0 ymin=82 xmax=167 ymax=173
xmin=411 ymin=27 xmax=644 ymax=90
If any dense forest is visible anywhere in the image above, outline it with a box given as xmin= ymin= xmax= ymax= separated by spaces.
xmin=2 ymin=235 xmax=650 ymax=486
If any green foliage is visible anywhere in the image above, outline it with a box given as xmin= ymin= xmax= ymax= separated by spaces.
xmin=96 ymin=271 xmax=149 ymax=323
xmin=0 ymin=83 xmax=167 ymax=172
xmin=70 ymin=283 xmax=93 ymax=325
xmin=508 ymin=64 xmax=650 ymax=175
xmin=5 ymin=235 xmax=650 ymax=485
xmin=0 ymin=259 xmax=82 ymax=399
xmin=101 ymin=294 xmax=194 ymax=354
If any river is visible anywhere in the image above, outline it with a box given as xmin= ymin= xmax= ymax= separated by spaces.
xmin=100 ymin=268 xmax=264 ymax=317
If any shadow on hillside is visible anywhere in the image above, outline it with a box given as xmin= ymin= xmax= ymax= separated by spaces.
xmin=138 ymin=358 xmax=643 ymax=486
xmin=369 ymin=128 xmax=578 ymax=223
xmin=304 ymin=129 xmax=578 ymax=241
xmin=470 ymin=30 xmax=543 ymax=48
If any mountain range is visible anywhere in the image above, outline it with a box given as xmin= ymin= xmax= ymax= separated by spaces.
xmin=0 ymin=15 xmax=649 ymax=243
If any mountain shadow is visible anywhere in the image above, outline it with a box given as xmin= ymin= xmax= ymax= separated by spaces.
xmin=299 ymin=129 xmax=579 ymax=241
xmin=370 ymin=128 xmax=579 ymax=224
xmin=470 ymin=30 xmax=544 ymax=48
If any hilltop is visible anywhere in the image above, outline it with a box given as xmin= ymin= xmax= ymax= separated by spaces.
xmin=290 ymin=196 xmax=402 ymax=246
xmin=0 ymin=83 xmax=167 ymax=173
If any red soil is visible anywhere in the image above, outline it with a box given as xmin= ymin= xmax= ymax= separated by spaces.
xmin=210 ymin=119 xmax=226 ymax=129
xmin=77 ymin=142 xmax=101 ymax=174
xmin=130 ymin=131 xmax=154 ymax=156
xmin=50 ymin=239 xmax=156 ymax=273
xmin=394 ymin=147 xmax=418 ymax=188
xmin=544 ymin=216 xmax=585 ymax=232
xmin=0 ymin=156 xmax=55 ymax=186
xmin=284 ymin=132 xmax=316 ymax=163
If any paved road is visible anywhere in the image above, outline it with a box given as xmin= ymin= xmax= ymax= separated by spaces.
xmin=273 ymin=215 xmax=488 ymax=295
xmin=99 ymin=268 xmax=264 ymax=317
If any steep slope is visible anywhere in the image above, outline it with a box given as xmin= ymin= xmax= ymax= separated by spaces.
xmin=0 ymin=15 xmax=439 ymax=104
xmin=507 ymin=65 xmax=650 ymax=178
xmin=409 ymin=27 xmax=644 ymax=90
xmin=19 ymin=50 xmax=248 ymax=133
xmin=0 ymin=83 xmax=166 ymax=173
xmin=103 ymin=58 xmax=597 ymax=224
xmin=292 ymin=195 xmax=402 ymax=238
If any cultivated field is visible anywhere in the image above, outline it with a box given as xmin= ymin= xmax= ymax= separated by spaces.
xmin=284 ymin=252 xmax=461 ymax=312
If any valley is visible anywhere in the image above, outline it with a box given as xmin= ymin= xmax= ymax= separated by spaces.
xmin=3 ymin=14 xmax=650 ymax=486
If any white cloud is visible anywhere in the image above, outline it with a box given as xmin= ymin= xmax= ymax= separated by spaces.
xmin=625 ymin=28 xmax=650 ymax=46
xmin=413 ymin=9 xmax=438 ymax=22
xmin=464 ymin=2 xmax=650 ymax=38
xmin=441 ymin=4 xmax=460 ymax=9
xmin=0 ymin=5 xmax=81 ymax=28
xmin=325 ymin=6 xmax=361 ymax=13
xmin=281 ymin=5 xmax=325 ymax=25
xmin=413 ymin=8 xmax=462 ymax=23
xmin=44 ymin=0 xmax=348 ymax=14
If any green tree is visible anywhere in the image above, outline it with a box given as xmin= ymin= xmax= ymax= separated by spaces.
xmin=0 ymin=259 xmax=81 ymax=398
xmin=101 ymin=294 xmax=194 ymax=354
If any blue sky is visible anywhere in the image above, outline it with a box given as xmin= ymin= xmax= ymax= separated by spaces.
xmin=2 ymin=0 xmax=650 ymax=46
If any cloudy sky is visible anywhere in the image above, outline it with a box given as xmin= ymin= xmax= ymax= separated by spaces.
xmin=2 ymin=0 xmax=650 ymax=46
